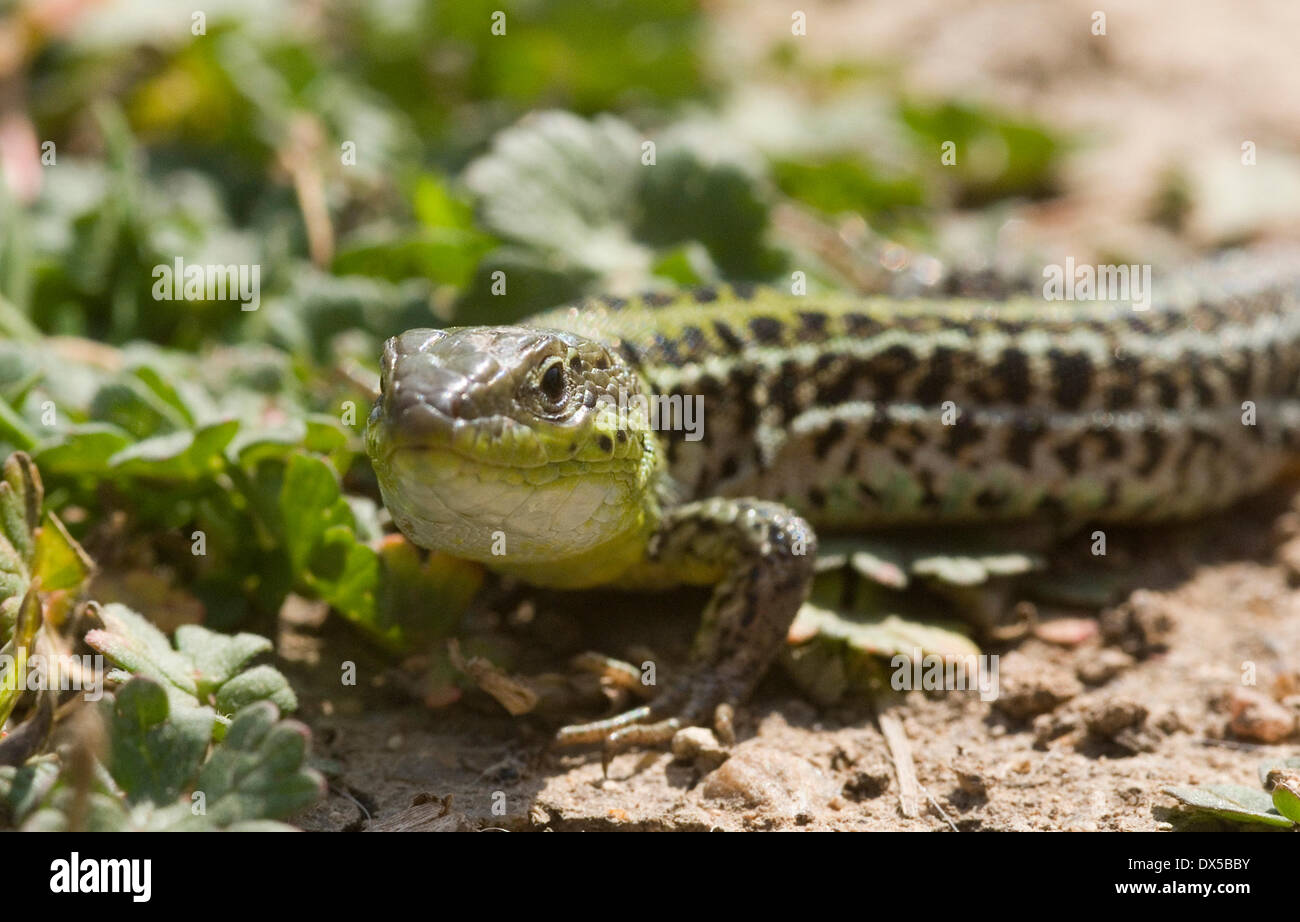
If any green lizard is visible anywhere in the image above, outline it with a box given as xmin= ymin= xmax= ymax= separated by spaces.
xmin=365 ymin=250 xmax=1300 ymax=752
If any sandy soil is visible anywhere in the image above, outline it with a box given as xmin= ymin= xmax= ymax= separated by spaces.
xmin=286 ymin=489 xmax=1300 ymax=832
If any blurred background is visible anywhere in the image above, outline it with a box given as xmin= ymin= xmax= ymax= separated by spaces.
xmin=4 ymin=0 xmax=1299 ymax=352
xmin=1 ymin=0 xmax=1299 ymax=635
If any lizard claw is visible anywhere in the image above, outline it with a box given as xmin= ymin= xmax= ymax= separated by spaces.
xmin=553 ymin=668 xmax=739 ymax=772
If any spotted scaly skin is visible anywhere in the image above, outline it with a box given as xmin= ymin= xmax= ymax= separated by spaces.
xmin=367 ymin=250 xmax=1300 ymax=752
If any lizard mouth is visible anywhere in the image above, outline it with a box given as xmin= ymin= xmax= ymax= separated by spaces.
xmin=373 ymin=441 xmax=646 ymax=565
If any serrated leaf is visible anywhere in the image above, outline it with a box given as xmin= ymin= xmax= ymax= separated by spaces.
xmin=1163 ymin=784 xmax=1295 ymax=828
xmin=103 ymin=678 xmax=214 ymax=807
xmin=464 ymin=111 xmax=648 ymax=278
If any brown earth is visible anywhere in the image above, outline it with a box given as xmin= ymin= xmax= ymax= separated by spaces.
xmin=287 ymin=491 xmax=1300 ymax=832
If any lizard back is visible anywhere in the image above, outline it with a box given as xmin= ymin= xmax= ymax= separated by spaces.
xmin=529 ymin=251 xmax=1300 ymax=529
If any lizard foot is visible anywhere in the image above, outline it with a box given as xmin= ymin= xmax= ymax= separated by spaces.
xmin=553 ymin=667 xmax=739 ymax=771
xmin=554 ymin=498 xmax=816 ymax=770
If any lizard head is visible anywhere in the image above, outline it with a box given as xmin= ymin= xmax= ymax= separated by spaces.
xmin=366 ymin=327 xmax=661 ymax=576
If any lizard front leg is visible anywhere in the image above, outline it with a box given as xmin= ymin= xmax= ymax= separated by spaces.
xmin=555 ymin=497 xmax=817 ymax=755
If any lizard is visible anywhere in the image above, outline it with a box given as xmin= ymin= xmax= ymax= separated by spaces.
xmin=364 ymin=249 xmax=1300 ymax=754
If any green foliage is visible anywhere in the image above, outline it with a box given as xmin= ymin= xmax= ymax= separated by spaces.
xmin=0 ymin=449 xmax=323 ymax=831
xmin=1 ymin=678 xmax=323 ymax=831
xmin=900 ymin=101 xmax=1061 ymax=205
xmin=458 ymin=110 xmax=784 ymax=321
xmin=772 ymin=157 xmax=927 ymax=228
xmin=86 ymin=603 xmax=297 ymax=722
xmin=0 ymin=452 xmax=94 ymax=730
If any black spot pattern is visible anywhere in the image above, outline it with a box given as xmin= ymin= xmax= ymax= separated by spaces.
xmin=993 ymin=348 xmax=1032 ymax=404
xmin=713 ymin=320 xmax=744 ymax=352
xmin=749 ymin=316 xmax=784 ymax=345
xmin=797 ymin=311 xmax=828 ymax=340
xmin=1049 ymin=349 xmax=1093 ymax=411
xmin=914 ymin=346 xmax=955 ymax=405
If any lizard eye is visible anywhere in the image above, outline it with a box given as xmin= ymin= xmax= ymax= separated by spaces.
xmin=539 ymin=359 xmax=567 ymax=406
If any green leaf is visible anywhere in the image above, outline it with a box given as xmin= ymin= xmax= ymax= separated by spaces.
xmin=773 ymin=156 xmax=925 ymax=226
xmin=1163 ymin=784 xmax=1295 ymax=829
xmin=333 ymin=228 xmax=492 ymax=288
xmin=374 ymin=536 xmax=483 ymax=650
xmin=214 ymin=664 xmax=298 ymax=716
xmin=792 ymin=600 xmax=979 ymax=661
xmin=0 ymin=756 xmax=60 ymax=826
xmin=633 ymin=147 xmax=779 ymax=278
xmin=0 ymin=451 xmax=40 ymax=590
xmin=85 ymin=603 xmax=200 ymax=699
xmin=463 ymin=111 xmax=651 ymax=279
xmin=32 ymin=424 xmax=132 ymax=476
xmin=173 ymin=624 xmax=272 ymax=697
xmin=307 ymin=524 xmax=379 ymax=620
xmin=413 ymin=173 xmax=476 ymax=230
xmin=0 ymin=588 xmax=41 ymax=730
xmin=90 ymin=378 xmax=189 ymax=440
xmin=109 ymin=418 xmax=240 ymax=481
xmin=278 ymin=452 xmax=352 ymax=574
xmin=102 ymin=678 xmax=214 ymax=807
xmin=0 ymin=396 xmax=37 ymax=451
xmin=86 ymin=603 xmax=297 ymax=717
xmin=230 ymin=415 xmax=351 ymax=469
xmin=1272 ymin=778 xmax=1300 ymax=824
xmin=128 ymin=363 xmax=200 ymax=427
xmin=464 ymin=111 xmax=780 ymax=287
xmin=189 ymin=701 xmax=325 ymax=826
xmin=32 ymin=511 xmax=94 ymax=593
xmin=900 ymin=101 xmax=1062 ymax=205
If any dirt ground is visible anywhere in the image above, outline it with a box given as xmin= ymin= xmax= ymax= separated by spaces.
xmin=284 ymin=489 xmax=1300 ymax=832
xmin=290 ymin=0 xmax=1300 ymax=832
